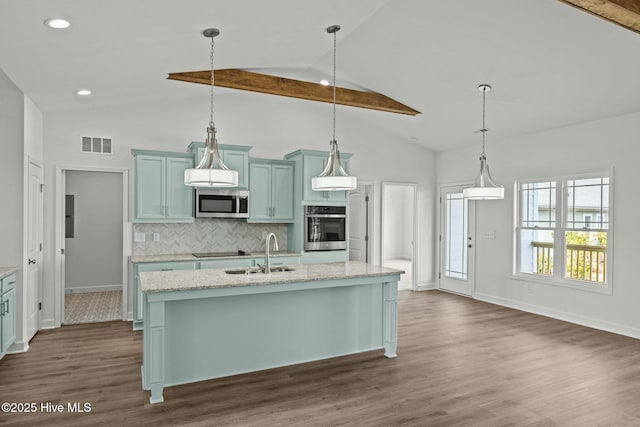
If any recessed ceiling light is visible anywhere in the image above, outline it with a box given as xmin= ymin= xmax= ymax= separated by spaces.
xmin=76 ymin=89 xmax=91 ymax=96
xmin=320 ymin=79 xmax=330 ymax=86
xmin=44 ymin=18 xmax=70 ymax=29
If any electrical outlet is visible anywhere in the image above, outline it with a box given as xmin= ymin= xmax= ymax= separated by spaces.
xmin=153 ymin=233 xmax=160 ymax=242
xmin=134 ymin=232 xmax=146 ymax=243
xmin=262 ymin=231 xmax=268 ymax=240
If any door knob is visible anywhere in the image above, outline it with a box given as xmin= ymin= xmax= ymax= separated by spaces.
xmin=28 ymin=259 xmax=36 ymax=264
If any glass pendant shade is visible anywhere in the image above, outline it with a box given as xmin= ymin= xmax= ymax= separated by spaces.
xmin=184 ymin=27 xmax=238 ymax=187
xmin=463 ymin=84 xmax=503 ymax=200
xmin=462 ymin=154 xmax=504 ymax=200
xmin=313 ymin=24 xmax=357 ymax=192
xmin=184 ymin=123 xmax=238 ymax=187
xmin=312 ymin=140 xmax=357 ymax=191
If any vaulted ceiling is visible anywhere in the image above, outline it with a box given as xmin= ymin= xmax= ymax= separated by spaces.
xmin=1 ymin=0 xmax=640 ymax=152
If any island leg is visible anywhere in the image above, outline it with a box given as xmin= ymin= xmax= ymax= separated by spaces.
xmin=143 ymin=298 xmax=166 ymax=404
xmin=382 ymin=281 xmax=398 ymax=358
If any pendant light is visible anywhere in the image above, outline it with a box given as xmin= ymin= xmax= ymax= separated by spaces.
xmin=312 ymin=25 xmax=357 ymax=192
xmin=184 ymin=28 xmax=238 ymax=187
xmin=462 ymin=84 xmax=504 ymax=200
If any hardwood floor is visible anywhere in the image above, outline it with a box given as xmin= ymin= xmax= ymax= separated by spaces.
xmin=2 ymin=290 xmax=640 ymax=426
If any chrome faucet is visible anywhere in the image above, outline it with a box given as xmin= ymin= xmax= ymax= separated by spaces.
xmin=265 ymin=232 xmax=279 ymax=273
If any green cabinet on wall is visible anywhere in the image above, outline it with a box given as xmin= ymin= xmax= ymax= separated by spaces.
xmin=132 ymin=150 xmax=194 ymax=223
xmin=248 ymin=159 xmax=294 ymax=223
xmin=1 ymin=273 xmax=16 ymax=358
xmin=285 ymin=149 xmax=352 ymax=203
xmin=187 ymin=142 xmax=251 ymax=189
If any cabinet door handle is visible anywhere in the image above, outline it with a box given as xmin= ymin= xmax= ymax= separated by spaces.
xmin=5 ymin=300 xmax=8 ymax=314
xmin=28 ymin=259 xmax=36 ymax=265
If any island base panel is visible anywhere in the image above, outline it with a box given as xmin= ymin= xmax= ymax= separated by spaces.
xmin=143 ymin=279 xmax=398 ymax=403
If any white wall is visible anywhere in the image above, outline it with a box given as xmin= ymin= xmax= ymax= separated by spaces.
xmin=40 ymin=90 xmax=437 ymax=323
xmin=24 ymin=96 xmax=43 ymax=163
xmin=383 ymin=184 xmax=414 ymax=260
xmin=437 ymin=111 xmax=640 ymax=338
xmin=0 ymin=68 xmax=24 ymax=264
xmin=65 ymin=170 xmax=123 ymax=293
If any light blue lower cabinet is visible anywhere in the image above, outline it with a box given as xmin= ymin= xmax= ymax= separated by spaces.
xmin=0 ymin=273 xmax=17 ymax=358
xmin=133 ymin=262 xmax=196 ymax=330
xmin=301 ymin=250 xmax=348 ymax=264
xmin=133 ymin=257 xmax=302 ymax=330
xmin=141 ymin=273 xmax=399 ymax=404
xmin=198 ymin=259 xmax=252 ymax=270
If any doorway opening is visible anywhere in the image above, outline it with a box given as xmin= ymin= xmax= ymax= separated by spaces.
xmin=381 ymin=182 xmax=416 ymax=291
xmin=55 ymin=167 xmax=128 ymax=326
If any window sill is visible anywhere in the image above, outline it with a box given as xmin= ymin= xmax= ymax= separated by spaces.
xmin=511 ymin=273 xmax=612 ymax=295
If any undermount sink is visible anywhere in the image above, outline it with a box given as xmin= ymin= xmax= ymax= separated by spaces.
xmin=225 ymin=266 xmax=295 ymax=275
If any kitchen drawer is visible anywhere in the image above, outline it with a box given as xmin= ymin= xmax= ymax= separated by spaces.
xmin=1 ymin=273 xmax=16 ymax=294
xmin=199 ymin=258 xmax=252 ymax=270
xmin=137 ymin=261 xmax=197 ymax=273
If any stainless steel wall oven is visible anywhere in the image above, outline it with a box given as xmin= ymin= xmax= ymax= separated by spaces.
xmin=304 ymin=205 xmax=347 ymax=251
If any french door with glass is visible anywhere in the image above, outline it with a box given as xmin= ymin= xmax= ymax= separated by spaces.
xmin=439 ymin=185 xmax=475 ymax=296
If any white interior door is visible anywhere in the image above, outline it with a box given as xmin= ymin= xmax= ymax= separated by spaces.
xmin=26 ymin=160 xmax=43 ymax=340
xmin=439 ymin=185 xmax=475 ymax=296
xmin=349 ymin=182 xmax=371 ymax=263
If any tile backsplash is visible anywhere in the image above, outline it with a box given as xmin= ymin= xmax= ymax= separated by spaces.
xmin=133 ymin=220 xmax=287 ymax=255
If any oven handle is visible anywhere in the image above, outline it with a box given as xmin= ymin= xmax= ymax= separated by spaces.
xmin=305 ymin=214 xmax=347 ymax=218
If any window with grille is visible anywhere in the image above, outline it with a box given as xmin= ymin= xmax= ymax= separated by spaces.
xmin=515 ymin=172 xmax=612 ymax=293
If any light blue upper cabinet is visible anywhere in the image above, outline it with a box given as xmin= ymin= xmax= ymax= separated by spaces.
xmin=187 ymin=142 xmax=251 ymax=189
xmin=132 ymin=150 xmax=194 ymax=223
xmin=248 ymin=159 xmax=294 ymax=223
xmin=286 ymin=150 xmax=352 ymax=203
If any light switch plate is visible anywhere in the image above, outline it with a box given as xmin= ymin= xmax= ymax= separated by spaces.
xmin=153 ymin=233 xmax=160 ymax=242
xmin=134 ymin=232 xmax=146 ymax=243
xmin=483 ymin=231 xmax=496 ymax=239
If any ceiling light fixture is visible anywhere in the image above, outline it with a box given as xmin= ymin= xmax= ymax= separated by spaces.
xmin=76 ymin=89 xmax=91 ymax=96
xmin=312 ymin=25 xmax=357 ymax=192
xmin=319 ymin=79 xmax=330 ymax=86
xmin=44 ymin=18 xmax=70 ymax=29
xmin=463 ymin=84 xmax=504 ymax=200
xmin=184 ymin=28 xmax=238 ymax=187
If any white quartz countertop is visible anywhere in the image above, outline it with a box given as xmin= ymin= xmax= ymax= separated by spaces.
xmin=0 ymin=267 xmax=17 ymax=279
xmin=130 ymin=251 xmax=301 ymax=263
xmin=140 ymin=261 xmax=404 ymax=293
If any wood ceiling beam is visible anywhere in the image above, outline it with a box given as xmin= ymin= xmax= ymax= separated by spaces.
xmin=167 ymin=69 xmax=420 ymax=116
xmin=558 ymin=0 xmax=640 ymax=34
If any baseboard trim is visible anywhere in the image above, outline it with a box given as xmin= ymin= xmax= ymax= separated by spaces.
xmin=40 ymin=318 xmax=58 ymax=330
xmin=8 ymin=340 xmax=29 ymax=354
xmin=415 ymin=282 xmax=436 ymax=291
xmin=65 ymin=285 xmax=122 ymax=294
xmin=474 ymin=292 xmax=640 ymax=340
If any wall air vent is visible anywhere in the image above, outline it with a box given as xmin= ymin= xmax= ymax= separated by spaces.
xmin=81 ymin=136 xmax=113 ymax=155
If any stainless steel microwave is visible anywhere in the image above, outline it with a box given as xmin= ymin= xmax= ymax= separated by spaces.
xmin=195 ymin=189 xmax=249 ymax=218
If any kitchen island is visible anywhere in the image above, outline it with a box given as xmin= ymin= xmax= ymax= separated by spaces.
xmin=139 ymin=261 xmax=403 ymax=404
